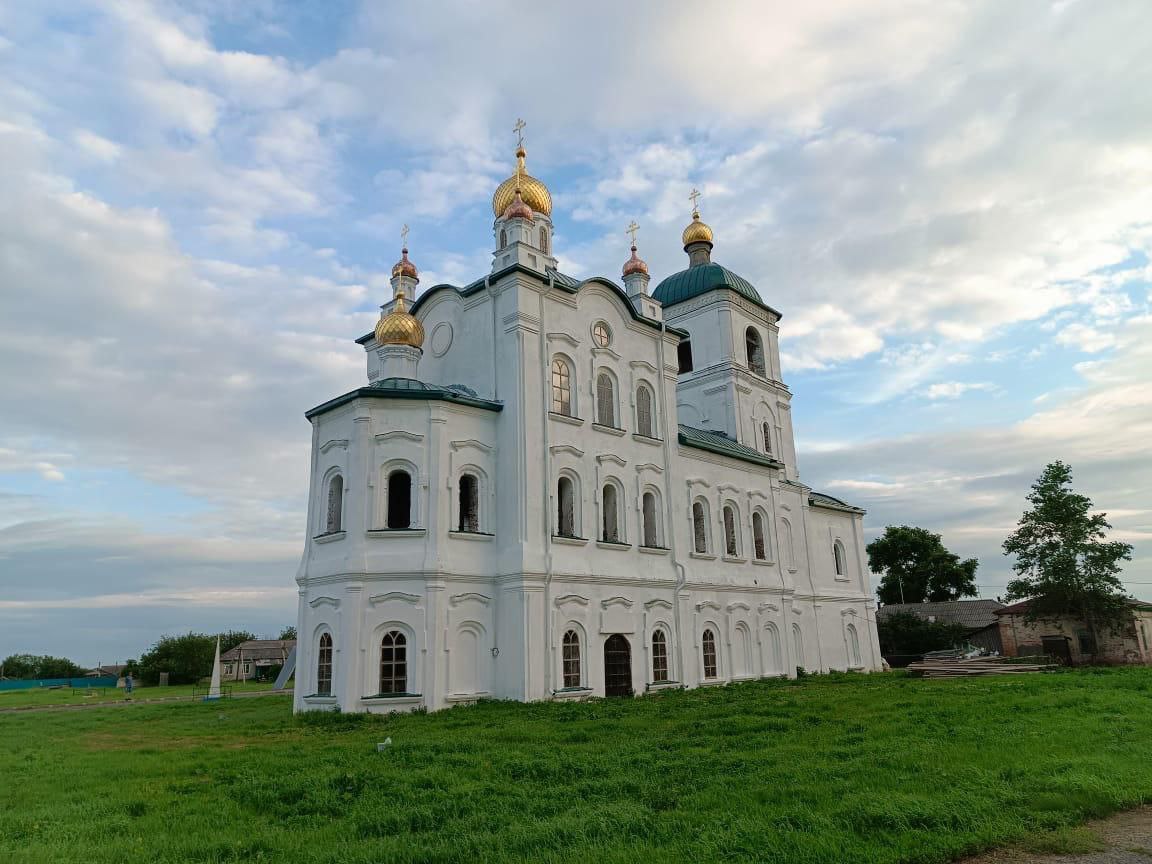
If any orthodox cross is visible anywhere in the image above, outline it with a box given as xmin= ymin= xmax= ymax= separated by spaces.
xmin=688 ymin=188 xmax=701 ymax=213
xmin=400 ymin=223 xmax=409 ymax=248
xmin=626 ymin=220 xmax=640 ymax=246
xmin=513 ymin=118 xmax=526 ymax=149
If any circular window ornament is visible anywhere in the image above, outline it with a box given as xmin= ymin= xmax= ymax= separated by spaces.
xmin=430 ymin=322 xmax=453 ymax=357
xmin=592 ymin=321 xmax=612 ymax=348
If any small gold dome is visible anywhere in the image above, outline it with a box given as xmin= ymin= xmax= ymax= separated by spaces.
xmin=375 ymin=296 xmax=425 ymax=349
xmin=682 ymin=209 xmax=714 ymax=247
xmin=492 ymin=146 xmax=552 ymax=217
xmin=391 ymin=247 xmax=418 ymax=280
xmin=622 ymin=245 xmax=648 ymax=277
xmin=502 ymin=188 xmax=534 ymax=221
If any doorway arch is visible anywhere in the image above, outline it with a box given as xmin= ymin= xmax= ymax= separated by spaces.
xmin=603 ymin=634 xmax=632 ymax=697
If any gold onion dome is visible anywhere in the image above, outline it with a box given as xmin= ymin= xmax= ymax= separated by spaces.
xmin=492 ymin=146 xmax=552 ymax=217
xmin=682 ymin=209 xmax=714 ymax=247
xmin=391 ymin=247 xmax=418 ymax=280
xmin=622 ymin=245 xmax=648 ymax=277
xmin=375 ymin=293 xmax=425 ymax=349
xmin=502 ymin=187 xmax=534 ymax=221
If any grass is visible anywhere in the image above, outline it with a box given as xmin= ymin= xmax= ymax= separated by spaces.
xmin=0 ymin=680 xmax=277 ymax=709
xmin=3 ymin=669 xmax=1152 ymax=863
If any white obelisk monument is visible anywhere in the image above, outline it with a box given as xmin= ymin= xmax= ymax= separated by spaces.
xmin=206 ymin=636 xmax=222 ymax=701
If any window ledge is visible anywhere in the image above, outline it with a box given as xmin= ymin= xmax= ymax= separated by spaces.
xmin=722 ymin=555 xmax=747 ymax=565
xmin=444 ymin=691 xmax=490 ymax=703
xmin=549 ymin=412 xmax=584 ymax=427
xmin=448 ymin=531 xmax=494 ymax=542
xmin=366 ymin=529 xmax=426 ymax=539
xmin=834 ymin=575 xmax=851 ymax=582
xmin=551 ymin=687 xmax=593 ymax=700
xmin=552 ymin=535 xmax=589 ymax=546
xmin=689 ymin=551 xmax=717 ymax=561
xmin=729 ymin=674 xmax=757 ymax=682
xmin=632 ymin=434 xmax=663 ymax=446
xmin=303 ymin=695 xmax=337 ymax=704
xmin=788 ymin=567 xmax=799 ymax=574
xmin=596 ymin=540 xmax=631 ymax=550
xmin=752 ymin=557 xmax=775 ymax=567
xmin=698 ymin=678 xmax=726 ymax=688
xmin=645 ymin=680 xmax=681 ymax=692
xmin=591 ymin=423 xmax=627 ymax=437
xmin=639 ymin=545 xmax=670 ymax=555
xmin=361 ymin=693 xmax=423 ymax=703
xmin=313 ymin=531 xmax=346 ymax=544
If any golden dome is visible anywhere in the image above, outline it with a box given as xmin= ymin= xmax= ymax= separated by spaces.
xmin=375 ymin=295 xmax=425 ymax=349
xmin=391 ymin=247 xmax=418 ymax=280
xmin=492 ymin=147 xmax=552 ymax=217
xmin=622 ymin=245 xmax=648 ymax=277
xmin=682 ymin=209 xmax=714 ymax=247
xmin=502 ymin=188 xmax=534 ymax=221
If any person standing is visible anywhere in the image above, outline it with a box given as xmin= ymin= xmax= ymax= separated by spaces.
xmin=124 ymin=672 xmax=134 ymax=698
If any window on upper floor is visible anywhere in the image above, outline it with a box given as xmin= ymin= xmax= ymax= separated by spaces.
xmin=539 ymin=226 xmax=549 ymax=254
xmin=316 ymin=633 xmax=333 ymax=696
xmin=723 ymin=504 xmax=739 ymax=557
xmin=762 ymin=422 xmax=773 ymax=455
xmin=499 ymin=228 xmax=507 ymax=248
xmin=551 ymin=357 xmax=573 ymax=416
xmin=642 ymin=491 xmax=659 ymax=548
xmin=636 ymin=384 xmax=655 ymax=438
xmin=746 ymin=327 xmax=766 ymax=376
xmin=601 ymin=483 xmax=621 ymax=543
xmin=677 ymin=338 xmax=694 ymax=374
xmin=692 ymin=500 xmax=709 ymax=554
xmin=386 ymin=469 xmax=412 ymax=529
xmin=557 ymin=476 xmax=577 ymax=538
xmin=458 ymin=474 xmax=479 ymax=533
xmin=833 ymin=540 xmax=846 ymax=576
xmin=752 ymin=511 xmax=767 ymax=561
xmin=325 ymin=474 xmax=344 ymax=534
xmin=596 ymin=373 xmax=617 ymax=427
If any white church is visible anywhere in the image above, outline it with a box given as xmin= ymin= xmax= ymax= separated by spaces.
xmin=293 ymin=131 xmax=881 ymax=714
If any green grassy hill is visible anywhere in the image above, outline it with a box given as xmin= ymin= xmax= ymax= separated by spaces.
xmin=4 ymin=669 xmax=1152 ymax=863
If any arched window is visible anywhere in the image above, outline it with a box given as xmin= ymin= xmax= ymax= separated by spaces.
xmin=733 ymin=624 xmax=751 ymax=678
xmin=677 ymin=338 xmax=693 ymax=374
xmin=557 ymin=476 xmax=577 ymax=538
xmin=752 ymin=511 xmax=767 ymax=561
xmin=601 ymin=483 xmax=620 ymax=543
xmin=723 ymin=504 xmax=739 ymax=557
xmin=692 ymin=500 xmax=708 ymax=554
xmin=764 ymin=623 xmax=781 ymax=674
xmin=596 ymin=372 xmax=616 ymax=427
xmin=702 ymin=629 xmax=718 ymax=679
xmin=636 ymin=384 xmax=655 ymax=438
xmin=386 ymin=469 xmax=412 ymax=529
xmin=325 ymin=474 xmax=343 ymax=534
xmin=641 ymin=491 xmax=659 ymax=548
xmin=551 ymin=357 xmax=573 ymax=416
xmin=780 ymin=518 xmax=796 ymax=570
xmin=746 ymin=327 xmax=766 ymax=376
xmin=846 ymin=623 xmax=861 ymax=667
xmin=562 ymin=630 xmax=581 ymax=688
xmin=761 ymin=422 xmax=772 ymax=455
xmin=539 ymin=226 xmax=548 ymax=253
xmin=499 ymin=228 xmax=507 ymax=248
xmin=652 ymin=630 xmax=669 ymax=683
xmin=833 ymin=541 xmax=846 ymax=576
xmin=792 ymin=623 xmax=805 ymax=673
xmin=316 ymin=632 xmax=333 ymax=696
xmin=379 ymin=631 xmax=407 ymax=694
xmin=458 ymin=473 xmax=479 ymax=533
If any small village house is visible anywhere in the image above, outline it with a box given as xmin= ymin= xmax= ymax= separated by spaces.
xmin=220 ymin=640 xmax=295 ymax=681
xmin=876 ymin=600 xmax=1006 ymax=655
xmin=995 ymin=599 xmax=1152 ymax=666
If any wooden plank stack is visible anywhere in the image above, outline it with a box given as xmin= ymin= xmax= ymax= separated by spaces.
xmin=906 ymin=657 xmax=1055 ymax=678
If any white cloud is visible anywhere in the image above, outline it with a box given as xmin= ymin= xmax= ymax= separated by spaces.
xmin=1055 ymin=322 xmax=1117 ymax=353
xmin=924 ymin=381 xmax=997 ymax=400
xmin=72 ymin=129 xmax=121 ymax=162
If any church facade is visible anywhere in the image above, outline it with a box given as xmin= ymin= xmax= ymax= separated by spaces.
xmin=293 ymin=137 xmax=881 ymax=714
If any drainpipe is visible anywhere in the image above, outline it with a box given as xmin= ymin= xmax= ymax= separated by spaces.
xmin=657 ymin=322 xmax=688 ymax=682
xmin=541 ymin=273 xmax=556 ymax=695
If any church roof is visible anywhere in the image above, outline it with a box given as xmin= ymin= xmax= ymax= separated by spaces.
xmin=652 ymin=263 xmax=781 ymax=319
xmin=809 ymin=491 xmax=866 ymax=514
xmin=305 ymin=377 xmax=503 ymax=419
xmin=677 ymin=424 xmax=784 ymax=469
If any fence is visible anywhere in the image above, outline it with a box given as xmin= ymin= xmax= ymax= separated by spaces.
xmin=0 ymin=676 xmax=118 ymax=691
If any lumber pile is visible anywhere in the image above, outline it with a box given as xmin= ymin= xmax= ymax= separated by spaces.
xmin=907 ymin=657 xmax=1055 ymax=678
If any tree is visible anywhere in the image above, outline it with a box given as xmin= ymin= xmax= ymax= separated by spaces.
xmin=0 ymin=654 xmax=84 ymax=680
xmin=278 ymin=625 xmax=297 ymax=641
xmin=1003 ymin=461 xmax=1133 ymax=654
xmin=219 ymin=630 xmax=257 ymax=653
xmin=136 ymin=631 xmax=254 ymax=686
xmin=877 ymin=612 xmax=969 ymax=662
xmin=868 ymin=525 xmax=979 ymax=605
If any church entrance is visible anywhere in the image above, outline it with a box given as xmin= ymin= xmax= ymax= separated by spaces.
xmin=603 ymin=634 xmax=632 ymax=697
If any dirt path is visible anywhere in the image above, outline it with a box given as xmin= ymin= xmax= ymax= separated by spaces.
xmin=0 ymin=688 xmax=292 ymax=715
xmin=962 ymin=808 xmax=1152 ymax=864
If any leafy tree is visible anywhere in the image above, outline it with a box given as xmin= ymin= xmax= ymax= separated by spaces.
xmin=278 ymin=625 xmax=297 ymax=641
xmin=0 ymin=654 xmax=84 ymax=679
xmin=219 ymin=630 xmax=257 ymax=654
xmin=1003 ymin=461 xmax=1134 ymax=653
xmin=136 ymin=631 xmax=254 ymax=686
xmin=868 ymin=525 xmax=979 ymax=605
xmin=877 ymin=612 xmax=969 ymax=661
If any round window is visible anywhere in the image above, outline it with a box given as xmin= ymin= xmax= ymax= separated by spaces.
xmin=592 ymin=322 xmax=612 ymax=348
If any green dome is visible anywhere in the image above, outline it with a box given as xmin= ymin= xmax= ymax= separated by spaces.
xmin=652 ymin=263 xmax=763 ymax=308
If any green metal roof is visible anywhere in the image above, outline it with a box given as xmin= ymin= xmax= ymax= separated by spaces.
xmin=653 ymin=263 xmax=780 ymax=318
xmin=809 ymin=492 xmax=866 ymax=514
xmin=677 ymin=424 xmax=783 ymax=469
xmin=305 ymin=377 xmax=502 ymax=419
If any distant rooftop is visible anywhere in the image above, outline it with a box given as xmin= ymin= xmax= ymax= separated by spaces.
xmin=877 ymin=599 xmax=1006 ymax=630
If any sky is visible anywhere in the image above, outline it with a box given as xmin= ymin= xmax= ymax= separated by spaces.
xmin=1 ymin=0 xmax=1149 ymax=666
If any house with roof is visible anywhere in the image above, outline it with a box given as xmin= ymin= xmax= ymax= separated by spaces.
xmin=219 ymin=639 xmax=295 ymax=681
xmin=995 ymin=599 xmax=1152 ymax=666
xmin=876 ymin=600 xmax=1006 ymax=654
xmin=293 ymin=129 xmax=882 ymax=714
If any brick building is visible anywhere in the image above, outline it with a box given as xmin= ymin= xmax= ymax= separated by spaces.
xmin=995 ymin=599 xmax=1152 ymax=666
